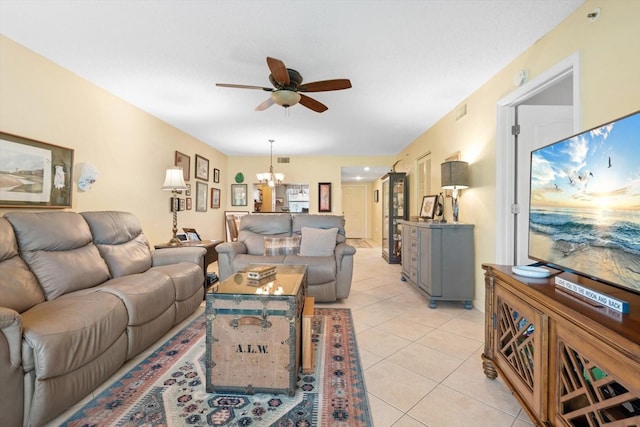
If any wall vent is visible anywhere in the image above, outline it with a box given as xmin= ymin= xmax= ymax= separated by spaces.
xmin=277 ymin=157 xmax=290 ymax=164
xmin=455 ymin=103 xmax=468 ymax=121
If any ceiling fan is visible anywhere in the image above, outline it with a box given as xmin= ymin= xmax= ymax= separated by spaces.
xmin=216 ymin=57 xmax=351 ymax=113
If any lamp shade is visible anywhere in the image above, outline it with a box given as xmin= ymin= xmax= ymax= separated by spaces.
xmin=441 ymin=161 xmax=470 ymax=189
xmin=162 ymin=167 xmax=187 ymax=190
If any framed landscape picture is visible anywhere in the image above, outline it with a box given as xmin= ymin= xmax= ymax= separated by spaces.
xmin=0 ymin=132 xmax=74 ymax=208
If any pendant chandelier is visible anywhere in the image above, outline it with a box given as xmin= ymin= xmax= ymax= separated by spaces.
xmin=256 ymin=139 xmax=284 ymax=187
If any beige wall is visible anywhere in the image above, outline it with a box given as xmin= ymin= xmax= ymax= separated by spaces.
xmin=396 ymin=0 xmax=640 ymax=308
xmin=0 ymin=35 xmax=230 ymax=244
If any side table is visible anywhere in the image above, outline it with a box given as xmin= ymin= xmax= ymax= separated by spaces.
xmin=154 ymin=240 xmax=222 ymax=289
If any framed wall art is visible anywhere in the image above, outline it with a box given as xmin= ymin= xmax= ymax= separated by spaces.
xmin=196 ymin=181 xmax=208 ymax=212
xmin=0 ymin=132 xmax=74 ymax=208
xmin=211 ymin=187 xmax=221 ymax=209
xmin=231 ymin=183 xmax=247 ymax=206
xmin=186 ymin=197 xmax=192 ymax=210
xmin=195 ymin=154 xmax=209 ymax=181
xmin=213 ymin=168 xmax=220 ymax=183
xmin=318 ymin=182 xmax=332 ymax=212
xmin=174 ymin=151 xmax=190 ymax=182
xmin=185 ymin=183 xmax=191 ymax=196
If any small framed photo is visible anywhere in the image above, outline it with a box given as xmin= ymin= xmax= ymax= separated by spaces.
xmin=179 ymin=198 xmax=185 ymax=211
xmin=231 ymin=183 xmax=247 ymax=206
xmin=182 ymin=227 xmax=201 ymax=241
xmin=186 ymin=197 xmax=192 ymax=210
xmin=196 ymin=181 xmax=208 ymax=212
xmin=195 ymin=154 xmax=209 ymax=181
xmin=318 ymin=182 xmax=331 ymax=212
xmin=185 ymin=183 xmax=191 ymax=196
xmin=211 ymin=187 xmax=221 ymax=209
xmin=213 ymin=168 xmax=220 ymax=183
xmin=174 ymin=151 xmax=190 ymax=182
xmin=170 ymin=197 xmax=179 ymax=212
xmin=373 ymin=189 xmax=379 ymax=203
xmin=420 ymin=195 xmax=438 ymax=219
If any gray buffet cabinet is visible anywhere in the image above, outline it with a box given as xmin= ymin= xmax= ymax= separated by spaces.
xmin=399 ymin=220 xmax=474 ymax=309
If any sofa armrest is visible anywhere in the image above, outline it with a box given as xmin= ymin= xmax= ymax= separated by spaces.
xmin=334 ymin=243 xmax=356 ymax=299
xmin=152 ymin=247 xmax=206 ymax=267
xmin=0 ymin=307 xmax=22 ymax=369
xmin=0 ymin=307 xmax=23 ymax=427
xmin=335 ymin=242 xmax=356 ymax=263
xmin=215 ymin=242 xmax=248 ymax=280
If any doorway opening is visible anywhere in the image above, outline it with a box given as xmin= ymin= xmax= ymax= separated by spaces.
xmin=495 ymin=52 xmax=581 ymax=265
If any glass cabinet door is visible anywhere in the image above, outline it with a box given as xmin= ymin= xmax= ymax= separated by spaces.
xmin=382 ymin=172 xmax=408 ymax=263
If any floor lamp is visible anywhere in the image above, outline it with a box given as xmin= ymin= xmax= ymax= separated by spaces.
xmin=162 ymin=167 xmax=187 ymax=245
xmin=441 ymin=161 xmax=470 ymax=223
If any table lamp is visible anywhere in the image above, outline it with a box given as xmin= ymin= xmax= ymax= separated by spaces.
xmin=162 ymin=167 xmax=187 ymax=245
xmin=441 ymin=161 xmax=470 ymax=223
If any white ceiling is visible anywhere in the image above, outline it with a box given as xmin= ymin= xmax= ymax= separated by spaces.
xmin=0 ymin=0 xmax=584 ymax=182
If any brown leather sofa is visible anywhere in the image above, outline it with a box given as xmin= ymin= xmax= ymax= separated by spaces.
xmin=215 ymin=214 xmax=356 ymax=302
xmin=0 ymin=211 xmax=205 ymax=427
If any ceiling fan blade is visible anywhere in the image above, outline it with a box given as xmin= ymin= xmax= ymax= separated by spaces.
xmin=216 ymin=83 xmax=273 ymax=91
xmin=266 ymin=57 xmax=290 ymax=86
xmin=298 ymin=79 xmax=352 ymax=92
xmin=299 ymin=94 xmax=328 ymax=113
xmin=255 ymin=97 xmax=275 ymax=111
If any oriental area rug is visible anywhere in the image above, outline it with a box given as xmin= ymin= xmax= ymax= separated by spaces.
xmin=61 ymin=308 xmax=371 ymax=426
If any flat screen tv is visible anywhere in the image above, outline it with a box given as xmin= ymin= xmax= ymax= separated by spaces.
xmin=528 ymin=110 xmax=640 ymax=295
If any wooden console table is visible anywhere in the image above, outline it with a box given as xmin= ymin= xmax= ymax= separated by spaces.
xmin=482 ymin=264 xmax=640 ymax=426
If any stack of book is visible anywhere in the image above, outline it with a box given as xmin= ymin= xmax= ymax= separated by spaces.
xmin=247 ymin=264 xmax=277 ymax=280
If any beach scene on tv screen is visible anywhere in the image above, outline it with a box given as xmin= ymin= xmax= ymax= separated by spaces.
xmin=529 ymin=112 xmax=640 ymax=291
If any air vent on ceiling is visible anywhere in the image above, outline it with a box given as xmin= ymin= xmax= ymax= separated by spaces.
xmin=277 ymin=157 xmax=290 ymax=164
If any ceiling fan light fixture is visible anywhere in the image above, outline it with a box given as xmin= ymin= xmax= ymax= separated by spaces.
xmin=271 ymin=90 xmax=301 ymax=108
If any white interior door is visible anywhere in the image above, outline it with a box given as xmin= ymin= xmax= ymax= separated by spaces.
xmin=515 ymin=105 xmax=573 ymax=265
xmin=341 ymin=184 xmax=367 ymax=238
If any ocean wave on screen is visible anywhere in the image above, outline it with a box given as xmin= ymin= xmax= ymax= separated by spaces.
xmin=530 ymin=209 xmax=640 ymax=255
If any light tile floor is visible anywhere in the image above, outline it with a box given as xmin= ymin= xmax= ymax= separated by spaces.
xmin=49 ymin=244 xmax=533 ymax=427
xmin=320 ymin=245 xmax=534 ymax=427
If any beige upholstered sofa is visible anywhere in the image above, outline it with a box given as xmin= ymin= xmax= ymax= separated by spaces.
xmin=216 ymin=214 xmax=356 ymax=302
xmin=0 ymin=211 xmax=205 ymax=427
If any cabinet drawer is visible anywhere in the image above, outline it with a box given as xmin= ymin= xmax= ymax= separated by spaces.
xmin=408 ymin=267 xmax=418 ymax=284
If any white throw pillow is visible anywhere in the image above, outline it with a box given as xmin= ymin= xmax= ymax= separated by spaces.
xmin=299 ymin=227 xmax=338 ymax=257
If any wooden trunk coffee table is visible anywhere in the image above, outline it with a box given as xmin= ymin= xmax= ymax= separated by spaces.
xmin=205 ymin=265 xmax=308 ymax=396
